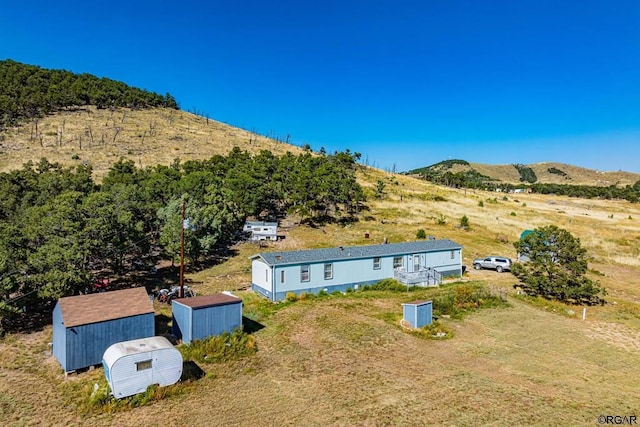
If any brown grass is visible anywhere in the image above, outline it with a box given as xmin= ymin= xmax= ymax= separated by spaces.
xmin=0 ymin=107 xmax=303 ymax=180
xmin=2 ymin=111 xmax=640 ymax=425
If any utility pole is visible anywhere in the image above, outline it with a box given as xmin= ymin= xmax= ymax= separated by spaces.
xmin=179 ymin=199 xmax=185 ymax=299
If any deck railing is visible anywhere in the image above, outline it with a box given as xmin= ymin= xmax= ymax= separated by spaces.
xmin=393 ymin=268 xmax=441 ymax=286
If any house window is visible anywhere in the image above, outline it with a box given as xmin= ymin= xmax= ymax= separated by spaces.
xmin=414 ymin=255 xmax=420 ymax=271
xmin=280 ymin=270 xmax=285 ymax=283
xmin=324 ymin=263 xmax=333 ymax=280
xmin=266 ymin=270 xmax=268 ymax=282
xmin=301 ymin=264 xmax=310 ymax=282
xmin=451 ymin=251 xmax=455 ymax=259
xmin=393 ymin=257 xmax=402 ymax=268
xmin=136 ymin=360 xmax=152 ymax=371
xmin=373 ymin=257 xmax=381 ymax=270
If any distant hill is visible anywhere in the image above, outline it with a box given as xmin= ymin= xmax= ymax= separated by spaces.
xmin=0 ymin=59 xmax=177 ymax=129
xmin=0 ymin=60 xmax=302 ymax=179
xmin=408 ymin=160 xmax=640 ymax=188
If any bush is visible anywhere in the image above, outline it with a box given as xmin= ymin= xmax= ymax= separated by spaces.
xmin=285 ymin=292 xmax=298 ymax=302
xmin=460 ymin=215 xmax=470 ymax=228
xmin=478 ymin=201 xmax=484 ymax=207
xmin=416 ymin=229 xmax=427 ymax=239
xmin=179 ymin=329 xmax=257 ymax=364
xmin=368 ymin=278 xmax=408 ymax=292
xmin=435 ymin=214 xmax=447 ymax=225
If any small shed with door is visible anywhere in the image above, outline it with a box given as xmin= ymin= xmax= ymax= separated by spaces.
xmin=172 ymin=293 xmax=243 ymax=344
xmin=52 ymin=287 xmax=155 ymax=373
xmin=102 ymin=336 xmax=183 ymax=399
xmin=402 ymin=300 xmax=433 ymax=328
xmin=243 ymin=221 xmax=278 ymax=241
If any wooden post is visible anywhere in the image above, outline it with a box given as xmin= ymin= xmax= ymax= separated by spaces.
xmin=180 ymin=199 xmax=185 ymax=299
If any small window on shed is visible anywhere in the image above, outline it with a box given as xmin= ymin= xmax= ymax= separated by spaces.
xmin=373 ymin=257 xmax=381 ymax=270
xmin=136 ymin=360 xmax=152 ymax=371
xmin=280 ymin=270 xmax=285 ymax=283
xmin=393 ymin=257 xmax=402 ymax=268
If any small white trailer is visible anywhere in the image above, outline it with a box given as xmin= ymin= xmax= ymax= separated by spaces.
xmin=102 ymin=336 xmax=183 ymax=398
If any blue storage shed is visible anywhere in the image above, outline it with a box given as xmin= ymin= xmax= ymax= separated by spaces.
xmin=172 ymin=293 xmax=243 ymax=344
xmin=52 ymin=287 xmax=155 ymax=373
xmin=402 ymin=300 xmax=433 ymax=328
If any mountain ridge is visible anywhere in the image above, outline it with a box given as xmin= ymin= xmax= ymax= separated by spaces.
xmin=408 ymin=159 xmax=640 ymax=187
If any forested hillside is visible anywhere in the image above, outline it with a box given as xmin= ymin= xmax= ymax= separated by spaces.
xmin=0 ymin=149 xmax=364 ymax=316
xmin=0 ymin=59 xmax=177 ymax=129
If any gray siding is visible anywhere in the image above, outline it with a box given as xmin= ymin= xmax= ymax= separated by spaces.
xmin=252 ymin=246 xmax=463 ymax=301
xmin=52 ymin=309 xmax=155 ymax=372
xmin=172 ymin=301 xmax=243 ymax=344
xmin=403 ymin=301 xmax=433 ymax=328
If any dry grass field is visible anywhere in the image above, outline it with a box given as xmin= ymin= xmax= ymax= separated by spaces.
xmin=0 ymin=107 xmax=303 ymax=179
xmin=1 ymin=110 xmax=640 ymax=426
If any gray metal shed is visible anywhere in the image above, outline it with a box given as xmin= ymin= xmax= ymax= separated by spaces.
xmin=172 ymin=293 xmax=243 ymax=344
xmin=402 ymin=300 xmax=433 ymax=328
xmin=52 ymin=287 xmax=155 ymax=372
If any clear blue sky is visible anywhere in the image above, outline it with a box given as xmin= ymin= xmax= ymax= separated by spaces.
xmin=2 ymin=0 xmax=639 ymax=172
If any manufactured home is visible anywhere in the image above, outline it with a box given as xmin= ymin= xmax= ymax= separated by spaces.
xmin=243 ymin=221 xmax=278 ymax=241
xmin=250 ymin=239 xmax=463 ymax=301
xmin=52 ymin=287 xmax=154 ymax=372
xmin=172 ymin=293 xmax=243 ymax=344
xmin=102 ymin=336 xmax=183 ymax=398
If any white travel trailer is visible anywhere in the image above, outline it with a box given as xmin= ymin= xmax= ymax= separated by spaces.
xmin=102 ymin=336 xmax=183 ymax=398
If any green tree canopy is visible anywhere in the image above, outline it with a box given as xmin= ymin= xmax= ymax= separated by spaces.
xmin=512 ymin=225 xmax=606 ymax=305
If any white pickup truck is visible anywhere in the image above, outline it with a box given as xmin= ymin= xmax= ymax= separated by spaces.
xmin=473 ymin=256 xmax=512 ymax=273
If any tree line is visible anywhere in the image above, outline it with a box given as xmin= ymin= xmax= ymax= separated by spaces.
xmin=0 ymin=59 xmax=178 ymax=129
xmin=0 ymin=149 xmax=365 ymax=315
xmin=411 ymin=168 xmax=640 ymax=202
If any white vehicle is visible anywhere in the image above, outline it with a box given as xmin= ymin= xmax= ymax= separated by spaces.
xmin=473 ymin=256 xmax=512 ymax=273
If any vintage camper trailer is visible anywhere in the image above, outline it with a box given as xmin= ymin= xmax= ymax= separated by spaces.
xmin=102 ymin=336 xmax=183 ymax=398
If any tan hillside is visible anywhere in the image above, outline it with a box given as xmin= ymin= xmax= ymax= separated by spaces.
xmin=0 ymin=106 xmax=303 ymax=179
xmin=469 ymin=161 xmax=640 ymax=186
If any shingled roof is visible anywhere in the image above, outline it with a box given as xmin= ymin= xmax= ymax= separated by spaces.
xmin=251 ymin=239 xmax=462 ymax=266
xmin=57 ymin=287 xmax=153 ymax=328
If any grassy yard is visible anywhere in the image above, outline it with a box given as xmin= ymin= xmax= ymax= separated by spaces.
xmin=1 ymin=167 xmax=640 ymax=426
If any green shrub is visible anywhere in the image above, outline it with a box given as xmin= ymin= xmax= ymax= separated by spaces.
xmin=510 ymin=212 xmax=517 ymax=216
xmin=416 ymin=229 xmax=427 ymax=239
xmin=435 ymin=214 xmax=446 ymax=225
xmin=368 ymin=278 xmax=408 ymax=292
xmin=179 ymin=329 xmax=257 ymax=364
xmin=285 ymin=292 xmax=298 ymax=302
xmin=478 ymin=201 xmax=484 ymax=207
xmin=460 ymin=215 xmax=470 ymax=228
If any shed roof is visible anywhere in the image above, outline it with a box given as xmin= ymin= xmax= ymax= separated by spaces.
xmin=402 ymin=300 xmax=433 ymax=306
xmin=57 ymin=287 xmax=153 ymax=328
xmin=172 ymin=293 xmax=242 ymax=309
xmin=251 ymin=239 xmax=462 ymax=266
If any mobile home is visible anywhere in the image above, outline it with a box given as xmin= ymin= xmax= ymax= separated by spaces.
xmin=250 ymin=239 xmax=463 ymax=301
xmin=243 ymin=221 xmax=278 ymax=241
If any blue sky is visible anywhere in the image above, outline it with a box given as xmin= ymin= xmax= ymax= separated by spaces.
xmin=1 ymin=0 xmax=639 ymax=172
